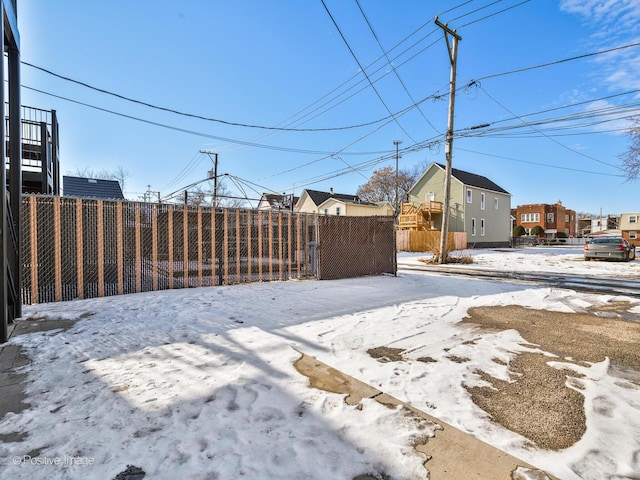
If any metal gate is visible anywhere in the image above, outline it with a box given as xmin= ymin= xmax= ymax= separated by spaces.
xmin=316 ymin=216 xmax=396 ymax=280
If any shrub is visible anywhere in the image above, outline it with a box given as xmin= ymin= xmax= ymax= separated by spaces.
xmin=531 ymin=225 xmax=545 ymax=236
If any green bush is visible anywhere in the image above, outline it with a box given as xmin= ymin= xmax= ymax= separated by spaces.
xmin=513 ymin=225 xmax=526 ymax=237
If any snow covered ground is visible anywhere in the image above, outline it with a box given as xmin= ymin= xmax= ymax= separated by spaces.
xmin=1 ymin=246 xmax=639 ymax=479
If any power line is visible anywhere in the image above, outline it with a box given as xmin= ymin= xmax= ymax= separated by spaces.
xmin=471 ymin=42 xmax=640 ymax=83
xmin=319 ymin=0 xmax=417 ymax=143
xmin=457 ymin=147 xmax=625 ymax=177
xmin=355 ymin=0 xmax=441 ymax=135
xmin=21 ymin=61 xmax=397 ymax=133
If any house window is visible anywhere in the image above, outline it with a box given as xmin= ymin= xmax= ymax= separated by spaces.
xmin=565 ymin=214 xmax=569 ymax=222
xmin=547 ymin=213 xmax=554 ymax=223
xmin=336 ymin=207 xmax=341 ymax=216
xmin=481 ymin=218 xmax=485 ymax=236
xmin=494 ymin=197 xmax=499 ymax=209
xmin=630 ymin=231 xmax=637 ymax=239
xmin=323 ymin=208 xmax=328 ymax=215
xmin=480 ymin=192 xmax=485 ymax=210
xmin=471 ymin=218 xmax=476 ymax=236
xmin=521 ymin=213 xmax=540 ymax=223
xmin=466 ymin=189 xmax=472 ymax=203
xmin=630 ymin=216 xmax=637 ymax=224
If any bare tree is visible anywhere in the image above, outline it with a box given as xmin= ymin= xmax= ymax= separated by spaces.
xmin=620 ymin=119 xmax=640 ymax=181
xmin=356 ymin=165 xmax=422 ymax=212
xmin=68 ymin=165 xmax=130 ymax=192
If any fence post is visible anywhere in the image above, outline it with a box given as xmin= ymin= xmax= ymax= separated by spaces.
xmin=268 ymin=211 xmax=273 ymax=280
xmin=235 ymin=210 xmax=241 ymax=282
xmin=223 ymin=209 xmax=229 ymax=285
xmin=168 ymin=205 xmax=174 ymax=289
xmin=247 ymin=211 xmax=252 ymax=282
xmin=135 ymin=203 xmax=142 ymax=293
xmin=116 ymin=202 xmax=124 ymax=295
xmin=152 ymin=204 xmax=158 ymax=291
xmin=183 ymin=204 xmax=189 ymax=287
xmin=197 ymin=207 xmax=203 ymax=287
xmin=29 ymin=197 xmax=39 ymax=304
xmin=258 ymin=211 xmax=263 ymax=280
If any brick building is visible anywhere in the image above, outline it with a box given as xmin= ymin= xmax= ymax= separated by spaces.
xmin=512 ymin=201 xmax=576 ymax=238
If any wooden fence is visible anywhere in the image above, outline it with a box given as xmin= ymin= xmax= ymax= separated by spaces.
xmin=21 ymin=195 xmax=317 ymax=304
xmin=396 ymin=230 xmax=467 ymax=252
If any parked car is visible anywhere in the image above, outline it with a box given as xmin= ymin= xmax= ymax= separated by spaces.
xmin=519 ymin=235 xmax=540 ymax=246
xmin=584 ymin=237 xmax=636 ymax=262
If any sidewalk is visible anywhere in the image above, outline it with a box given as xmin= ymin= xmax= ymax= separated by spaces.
xmin=0 ymin=319 xmax=78 ymax=443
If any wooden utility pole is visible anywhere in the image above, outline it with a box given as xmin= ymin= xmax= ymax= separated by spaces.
xmin=200 ymin=150 xmax=219 ymax=206
xmin=435 ymin=17 xmax=461 ymax=264
xmin=393 ymin=139 xmax=402 ymax=219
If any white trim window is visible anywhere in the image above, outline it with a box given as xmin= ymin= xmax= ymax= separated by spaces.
xmin=336 ymin=207 xmax=341 ymax=216
xmin=494 ymin=197 xmax=499 ymax=209
xmin=481 ymin=218 xmax=485 ymax=236
xmin=521 ymin=213 xmax=540 ymax=222
xmin=630 ymin=215 xmax=637 ymax=224
xmin=466 ymin=189 xmax=472 ymax=203
xmin=471 ymin=218 xmax=476 ymax=236
xmin=630 ymin=231 xmax=637 ymax=239
xmin=547 ymin=213 xmax=554 ymax=222
xmin=480 ymin=192 xmax=485 ymax=210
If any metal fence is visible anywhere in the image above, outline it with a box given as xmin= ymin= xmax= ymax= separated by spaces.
xmin=316 ymin=215 xmax=396 ymax=280
xmin=21 ymin=195 xmax=318 ymax=304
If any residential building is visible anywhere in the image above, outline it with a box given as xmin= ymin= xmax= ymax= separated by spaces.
xmin=257 ymin=193 xmax=299 ymax=212
xmin=619 ymin=212 xmax=640 ymax=246
xmin=295 ymin=188 xmax=393 ymax=217
xmin=6 ymin=106 xmax=60 ymax=195
xmin=403 ymin=163 xmax=511 ymax=247
xmin=63 ymin=176 xmax=125 ymax=200
xmin=2 ymin=0 xmax=22 ymax=342
xmin=589 ymin=215 xmax=619 ymax=236
xmin=513 ymin=201 xmax=576 ymax=238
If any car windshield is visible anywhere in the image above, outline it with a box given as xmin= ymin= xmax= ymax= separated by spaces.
xmin=591 ymin=238 xmax=621 ymax=244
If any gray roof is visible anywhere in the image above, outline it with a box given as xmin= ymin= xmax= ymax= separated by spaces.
xmin=303 ymin=189 xmax=377 ymax=206
xmin=63 ymin=176 xmax=125 ymax=200
xmin=435 ymin=163 xmax=510 ymax=194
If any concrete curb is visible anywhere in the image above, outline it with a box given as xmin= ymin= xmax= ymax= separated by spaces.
xmin=294 ymin=352 xmax=558 ymax=480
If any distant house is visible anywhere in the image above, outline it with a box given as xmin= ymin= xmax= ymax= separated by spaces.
xmin=257 ymin=193 xmax=299 ymax=212
xmin=513 ymin=201 xmax=577 ymax=238
xmin=63 ymin=176 xmax=125 ymax=200
xmin=403 ymin=162 xmax=511 ymax=248
xmin=295 ymin=188 xmax=393 ymax=217
xmin=619 ymin=212 xmax=639 ymax=246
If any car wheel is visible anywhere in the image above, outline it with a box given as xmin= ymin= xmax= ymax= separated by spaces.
xmin=584 ymin=256 xmax=590 ymax=261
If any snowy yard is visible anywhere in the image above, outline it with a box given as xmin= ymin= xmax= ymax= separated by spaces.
xmin=1 ymin=247 xmax=639 ymax=479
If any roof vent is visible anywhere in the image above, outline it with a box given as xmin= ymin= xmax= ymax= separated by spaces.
xmin=88 ymin=179 xmax=98 ymax=183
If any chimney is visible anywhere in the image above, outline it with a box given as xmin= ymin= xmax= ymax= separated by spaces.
xmin=329 ymin=187 xmax=334 ymax=195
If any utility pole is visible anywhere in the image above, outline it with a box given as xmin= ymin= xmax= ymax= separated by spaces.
xmin=435 ymin=17 xmax=461 ymax=265
xmin=200 ymin=150 xmax=218 ymax=206
xmin=393 ymin=140 xmax=402 ymax=219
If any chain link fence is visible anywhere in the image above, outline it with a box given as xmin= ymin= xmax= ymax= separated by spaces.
xmin=21 ymin=196 xmax=319 ymax=304
xmin=316 ymin=216 xmax=396 ymax=280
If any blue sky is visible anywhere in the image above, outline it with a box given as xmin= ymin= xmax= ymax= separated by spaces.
xmin=17 ymin=0 xmax=640 ymax=215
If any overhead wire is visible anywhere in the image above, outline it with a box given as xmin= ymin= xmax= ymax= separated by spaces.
xmin=319 ymin=0 xmax=417 ymax=143
xmin=355 ymin=0 xmax=441 ymax=135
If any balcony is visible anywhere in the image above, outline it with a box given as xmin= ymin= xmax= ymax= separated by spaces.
xmin=4 ymin=105 xmax=60 ymax=194
xmin=398 ymin=201 xmax=442 ymax=230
